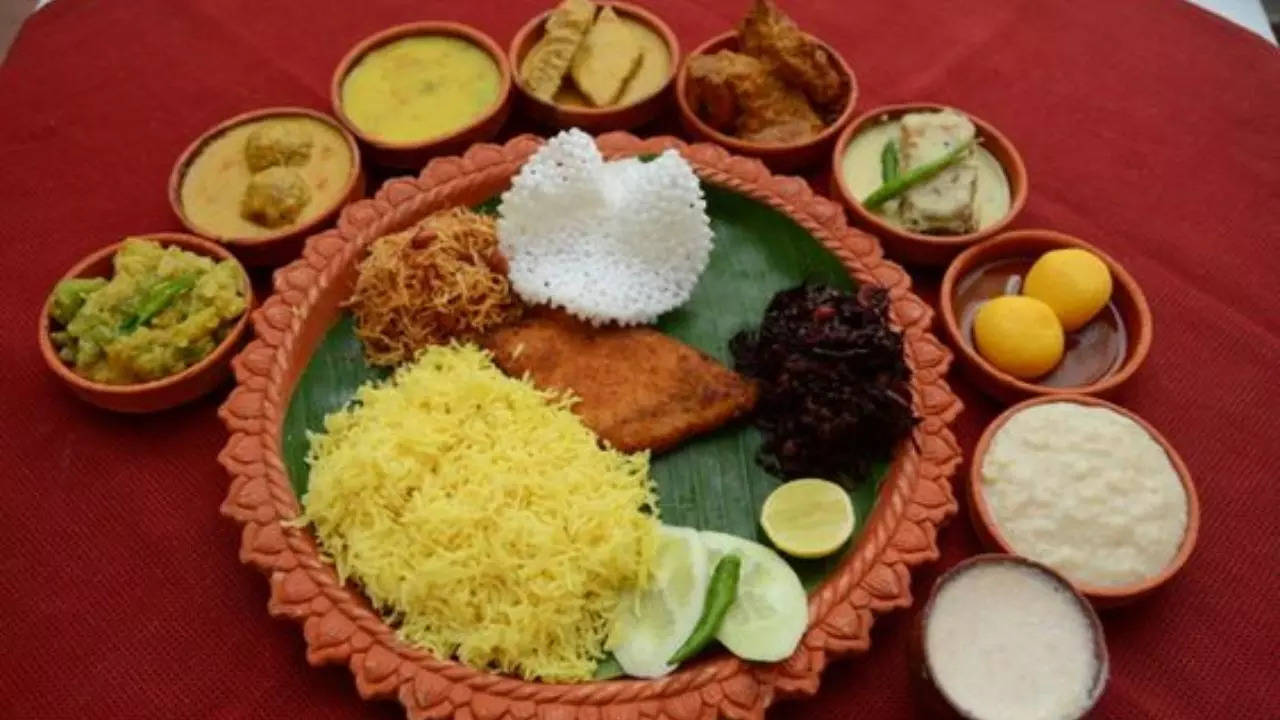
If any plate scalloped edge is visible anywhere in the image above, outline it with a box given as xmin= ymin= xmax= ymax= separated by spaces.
xmin=216 ymin=131 xmax=963 ymax=720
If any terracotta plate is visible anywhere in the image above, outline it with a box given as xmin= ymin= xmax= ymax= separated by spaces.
xmin=218 ymin=133 xmax=962 ymax=719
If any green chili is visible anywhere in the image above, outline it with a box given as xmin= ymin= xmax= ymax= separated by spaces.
xmin=121 ymin=274 xmax=196 ymax=333
xmin=861 ymin=139 xmax=974 ymax=209
xmin=668 ymin=554 xmax=741 ymax=665
xmin=880 ymin=140 xmax=899 ymax=183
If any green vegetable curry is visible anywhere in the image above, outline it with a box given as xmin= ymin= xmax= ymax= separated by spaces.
xmin=48 ymin=239 xmax=246 ymax=384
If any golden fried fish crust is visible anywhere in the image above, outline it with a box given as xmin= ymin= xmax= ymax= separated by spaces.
xmin=738 ymin=0 xmax=846 ymax=111
xmin=482 ymin=308 xmax=758 ymax=454
xmin=686 ymin=50 xmax=823 ymax=143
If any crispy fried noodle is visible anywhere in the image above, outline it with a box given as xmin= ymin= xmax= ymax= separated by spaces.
xmin=347 ymin=208 xmax=523 ymax=366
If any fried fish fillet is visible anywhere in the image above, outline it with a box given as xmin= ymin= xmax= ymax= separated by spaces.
xmin=483 ymin=308 xmax=758 ymax=453
xmin=686 ymin=50 xmax=823 ymax=143
xmin=738 ymin=0 xmax=845 ymax=111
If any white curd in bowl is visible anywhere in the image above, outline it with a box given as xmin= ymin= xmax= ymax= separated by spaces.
xmin=980 ymin=401 xmax=1188 ymax=588
xmin=925 ymin=559 xmax=1105 ymax=720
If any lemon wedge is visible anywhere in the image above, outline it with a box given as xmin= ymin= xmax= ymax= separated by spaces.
xmin=608 ymin=525 xmax=709 ymax=678
xmin=760 ymin=479 xmax=856 ymax=559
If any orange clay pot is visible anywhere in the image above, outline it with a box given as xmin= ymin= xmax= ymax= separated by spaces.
xmin=939 ymin=229 xmax=1152 ymax=404
xmin=168 ymin=107 xmax=366 ymax=268
xmin=967 ymin=395 xmax=1200 ymax=607
xmin=218 ymin=132 xmax=964 ymax=720
xmin=331 ymin=21 xmax=513 ymax=170
xmin=830 ymin=103 xmax=1028 ymax=267
xmin=909 ymin=554 xmax=1109 ymax=718
xmin=38 ymin=233 xmax=253 ymax=413
xmin=675 ymin=31 xmax=858 ymax=173
xmin=508 ymin=2 xmax=679 ymax=133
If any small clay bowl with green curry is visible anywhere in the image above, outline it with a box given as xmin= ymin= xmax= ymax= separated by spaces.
xmin=38 ymin=233 xmax=253 ymax=413
xmin=509 ymin=1 xmax=679 ymax=132
xmin=332 ymin=21 xmax=513 ymax=170
xmin=168 ymin=107 xmax=365 ymax=267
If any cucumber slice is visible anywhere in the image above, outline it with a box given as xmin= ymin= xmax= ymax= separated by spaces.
xmin=609 ymin=525 xmax=709 ymax=678
xmin=698 ymin=530 xmax=808 ymax=662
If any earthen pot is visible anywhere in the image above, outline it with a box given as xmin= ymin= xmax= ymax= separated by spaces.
xmin=939 ymin=229 xmax=1152 ymax=403
xmin=38 ymin=233 xmax=253 ymax=413
xmin=675 ymin=31 xmax=857 ymax=173
xmin=331 ymin=21 xmax=513 ymax=169
xmin=911 ymin=554 xmax=1109 ymax=718
xmin=168 ymin=106 xmax=366 ymax=268
xmin=830 ymin=102 xmax=1028 ymax=266
xmin=508 ymin=2 xmax=679 ymax=132
xmin=968 ymin=395 xmax=1200 ymax=607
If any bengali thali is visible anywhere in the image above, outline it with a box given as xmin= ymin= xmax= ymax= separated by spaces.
xmin=217 ymin=132 xmax=962 ymax=719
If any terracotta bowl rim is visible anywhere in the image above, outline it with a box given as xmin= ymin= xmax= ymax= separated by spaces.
xmin=37 ymin=232 xmax=254 ymax=397
xmin=674 ymin=29 xmax=859 ymax=154
xmin=507 ymin=1 xmax=680 ymax=116
xmin=967 ymin=394 xmax=1201 ymax=602
xmin=330 ymin=21 xmax=513 ymax=153
xmin=920 ymin=552 xmax=1110 ymax=718
xmin=939 ymin=228 xmax=1153 ymax=397
xmin=168 ymin=106 xmax=362 ymax=248
xmin=830 ymin=102 xmax=1029 ymax=248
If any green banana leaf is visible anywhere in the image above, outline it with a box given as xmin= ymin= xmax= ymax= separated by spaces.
xmin=280 ymin=184 xmax=889 ymax=676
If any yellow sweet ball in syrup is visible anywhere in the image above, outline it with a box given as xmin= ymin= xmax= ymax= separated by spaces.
xmin=973 ymin=296 xmax=1065 ymax=379
xmin=1023 ymin=249 xmax=1113 ymax=332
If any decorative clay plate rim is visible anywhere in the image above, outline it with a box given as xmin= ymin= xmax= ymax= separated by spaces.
xmin=217 ymin=132 xmax=963 ymax=720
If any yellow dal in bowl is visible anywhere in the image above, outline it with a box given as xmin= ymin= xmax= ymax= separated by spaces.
xmin=340 ymin=35 xmax=502 ymax=143
xmin=179 ymin=115 xmax=353 ymax=239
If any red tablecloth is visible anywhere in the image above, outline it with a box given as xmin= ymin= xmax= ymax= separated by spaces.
xmin=2 ymin=1 xmax=1278 ymax=718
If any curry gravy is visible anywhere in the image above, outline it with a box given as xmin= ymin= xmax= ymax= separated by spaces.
xmin=179 ymin=116 xmax=352 ymax=239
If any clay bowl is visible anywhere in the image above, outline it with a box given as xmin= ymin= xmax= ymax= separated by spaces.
xmin=332 ymin=21 xmax=513 ymax=169
xmin=939 ymin=229 xmax=1152 ymax=403
xmin=831 ymin=103 xmax=1028 ymax=266
xmin=508 ymin=2 xmax=679 ymax=132
xmin=910 ymin=554 xmax=1109 ymax=718
xmin=38 ymin=233 xmax=253 ymax=413
xmin=675 ymin=30 xmax=858 ymax=173
xmin=968 ymin=395 xmax=1200 ymax=607
xmin=169 ymin=107 xmax=366 ymax=268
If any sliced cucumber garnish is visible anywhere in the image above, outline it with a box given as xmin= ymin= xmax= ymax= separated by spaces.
xmin=698 ymin=530 xmax=808 ymax=662
xmin=609 ymin=525 xmax=709 ymax=678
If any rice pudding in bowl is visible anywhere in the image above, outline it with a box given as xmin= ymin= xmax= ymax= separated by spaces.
xmin=969 ymin=395 xmax=1199 ymax=605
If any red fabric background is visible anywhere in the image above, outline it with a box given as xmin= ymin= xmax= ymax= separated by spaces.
xmin=1 ymin=1 xmax=1278 ymax=718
